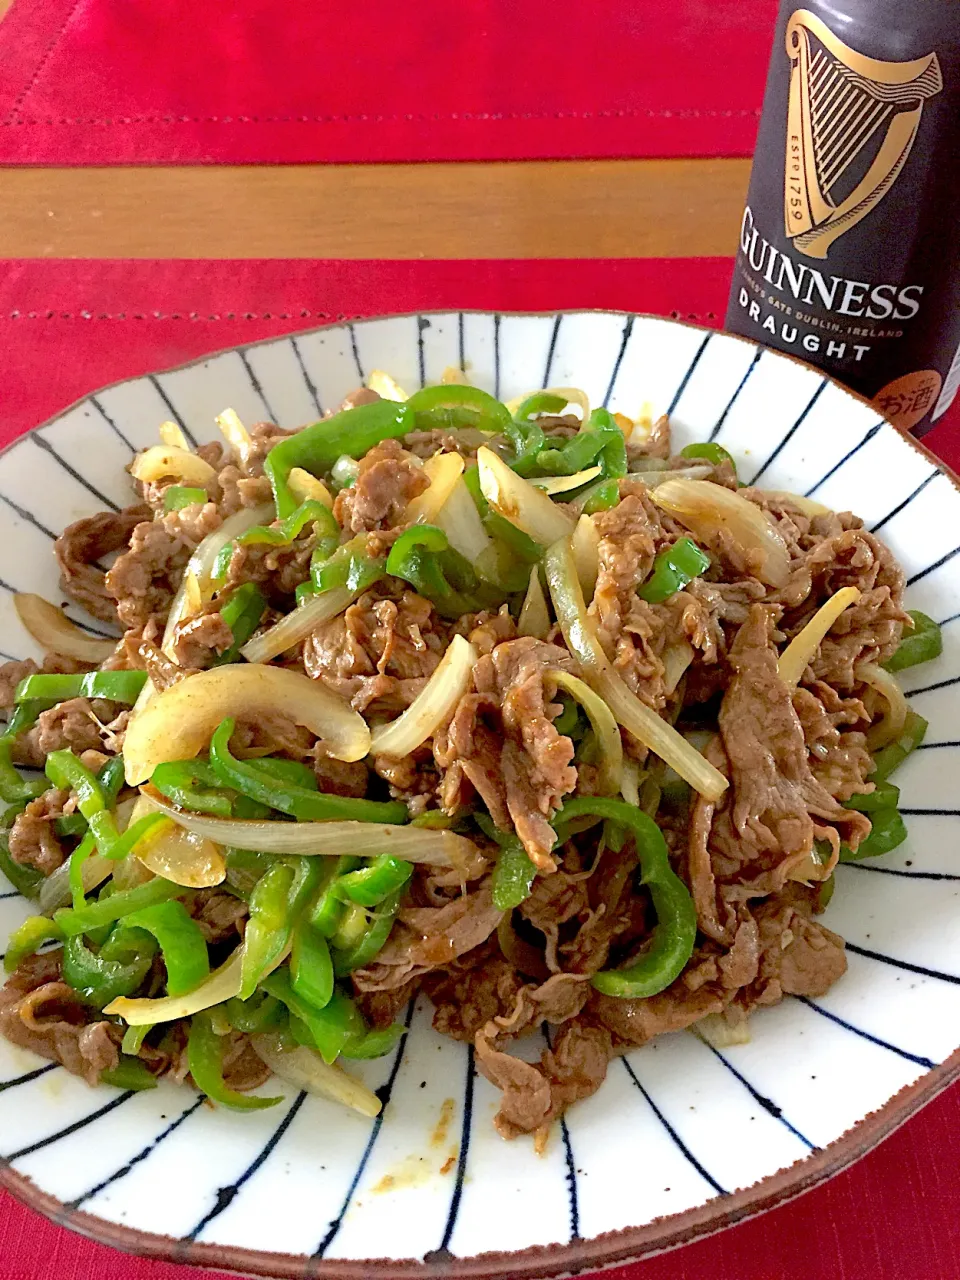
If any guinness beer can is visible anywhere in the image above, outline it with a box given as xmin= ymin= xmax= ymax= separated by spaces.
xmin=725 ymin=1 xmax=960 ymax=435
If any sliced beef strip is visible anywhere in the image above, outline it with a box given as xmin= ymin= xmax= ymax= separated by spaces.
xmin=55 ymin=505 xmax=151 ymax=624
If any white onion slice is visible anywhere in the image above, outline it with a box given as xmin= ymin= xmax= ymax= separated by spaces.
xmin=477 ymin=446 xmax=575 ymax=546
xmin=529 ymin=466 xmax=602 ymax=495
xmin=131 ymin=445 xmax=216 ymax=487
xmin=857 ymin=660 xmax=909 ymax=751
xmin=619 ymin=758 xmax=641 ymax=807
xmin=124 ymin=663 xmax=370 ymax=783
xmin=550 ymin=670 xmax=622 ymax=795
xmin=440 ymin=366 xmax=468 ymax=386
xmin=570 ymin=514 xmax=600 ymax=603
xmin=288 ymin=468 xmax=334 ymax=508
xmin=39 ymin=851 xmax=113 ymax=915
xmin=14 ymin=593 xmax=116 ymax=663
xmin=367 ymin=370 xmax=409 ymax=402
xmin=518 ymin=566 xmax=551 ymax=640
xmin=653 ymin=479 xmax=791 ymax=588
xmin=404 ymin=452 xmax=465 ymax=525
xmin=241 ymin=586 xmax=358 ymax=665
xmin=145 ymin=798 xmax=482 ymax=868
xmin=627 ymin=465 xmax=712 ymax=487
xmin=370 ymin=634 xmax=476 ymax=759
xmin=158 ymin=420 xmax=191 ymax=450
xmin=253 ymin=1034 xmax=381 ymax=1117
xmin=778 ymin=587 xmax=861 ymax=690
xmin=544 ymin=536 xmax=728 ymax=803
xmin=130 ymin=793 xmax=225 ymax=888
xmin=762 ymin=490 xmax=833 ymax=518
xmin=434 ymin=477 xmax=494 ymax=566
xmin=662 ymin=641 xmax=694 ymax=695
xmin=215 ymin=408 xmax=253 ymax=466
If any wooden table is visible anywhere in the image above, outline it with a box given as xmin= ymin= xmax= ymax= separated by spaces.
xmin=0 ymin=159 xmax=749 ymax=259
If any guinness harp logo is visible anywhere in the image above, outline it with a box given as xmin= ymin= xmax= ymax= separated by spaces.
xmin=784 ymin=9 xmax=942 ymax=259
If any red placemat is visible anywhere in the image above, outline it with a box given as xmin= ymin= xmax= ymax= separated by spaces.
xmin=0 ymin=0 xmax=776 ymax=165
xmin=0 ymin=255 xmax=958 ymax=1280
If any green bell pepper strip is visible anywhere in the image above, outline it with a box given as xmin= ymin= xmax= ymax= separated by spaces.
xmin=101 ymin=1057 xmax=159 ymax=1091
xmin=238 ymin=857 xmax=323 ymax=1000
xmin=98 ymin=755 xmax=126 ymax=805
xmin=55 ymin=876 xmax=185 ymax=937
xmin=680 ymin=442 xmax=737 ymax=473
xmin=307 ymin=855 xmax=361 ymax=938
xmin=331 ymin=887 xmax=405 ymax=977
xmin=290 ymin=922 xmax=334 ymax=1010
xmin=212 ymin=539 xmax=235 ymax=582
xmin=213 ymin=583 xmax=268 ymax=666
xmin=45 ymin=749 xmax=121 ymax=856
xmin=331 ymin=902 xmax=370 ymax=951
xmin=515 ymin=392 xmax=570 ymax=421
xmin=503 ymin=418 xmax=547 ymax=478
xmin=188 ymin=1011 xmax=282 ymax=1110
xmin=845 ymin=780 xmax=900 ymax=813
xmin=61 ymin=928 xmax=157 ymax=1007
xmin=16 ymin=670 xmax=148 ymax=705
xmin=225 ymin=846 xmax=275 ymax=898
xmin=209 ymin=718 xmax=407 ymax=823
xmin=68 ymin=831 xmax=97 ymax=910
xmin=579 ymin=478 xmax=620 ymax=514
xmin=336 ymin=855 xmax=413 ymax=908
xmin=638 ymin=537 xmax=711 ymax=604
xmin=55 ymin=812 xmax=87 ymax=839
xmin=535 ymin=409 xmax=627 ymax=480
xmin=0 ymin=831 xmax=43 ymax=899
xmin=883 ymin=610 xmax=943 ymax=673
xmin=225 ymin=990 xmax=285 ymax=1034
xmin=237 ymin=499 xmax=339 ymax=549
xmin=385 ymin=524 xmax=498 ymax=619
xmin=310 ymin=534 xmax=384 ymax=594
xmin=0 ymin=732 xmax=48 ymax=805
xmin=491 ymin=835 xmax=537 ymax=912
xmin=869 ymin=710 xmax=928 ymax=782
xmin=122 ymin=900 xmax=210 ymax=997
xmin=266 ymin=401 xmax=416 ymax=520
xmin=121 ymin=1022 xmax=153 ymax=1055
xmin=340 ymin=1022 xmax=405 ymax=1060
xmin=164 ymin=485 xmax=208 ymax=512
xmin=263 ymin=969 xmax=364 ymax=1063
xmin=3 ymin=915 xmax=62 ymax=972
xmin=254 ymin=757 xmax=318 ymax=792
xmin=553 ymin=796 xmax=697 ymax=999
xmin=405 ymin=384 xmax=512 ymax=433
xmin=107 ymin=813 xmax=171 ymax=863
xmin=839 ymin=808 xmax=908 ymax=862
xmin=552 ymin=695 xmax=581 ymax=738
xmin=150 ymin=759 xmax=234 ymax=817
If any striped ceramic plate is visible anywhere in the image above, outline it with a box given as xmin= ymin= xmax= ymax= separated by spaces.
xmin=1 ymin=312 xmax=959 ymax=1280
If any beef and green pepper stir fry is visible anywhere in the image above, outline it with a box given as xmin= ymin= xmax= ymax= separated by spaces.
xmin=0 ymin=370 xmax=941 ymax=1138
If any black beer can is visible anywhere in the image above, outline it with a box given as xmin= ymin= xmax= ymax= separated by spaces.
xmin=725 ymin=1 xmax=960 ymax=435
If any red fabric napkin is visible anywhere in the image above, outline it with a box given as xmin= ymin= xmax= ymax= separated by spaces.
xmin=0 ymin=0 xmax=776 ymax=164
xmin=0 ymin=255 xmax=958 ymax=1280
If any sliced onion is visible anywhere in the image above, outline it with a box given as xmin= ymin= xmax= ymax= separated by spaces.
xmin=435 ymin=477 xmax=494 ymax=566
xmin=693 ymin=1013 xmax=751 ymax=1048
xmin=619 ymin=758 xmax=641 ymax=807
xmin=571 ymin=515 xmax=600 ymax=603
xmin=146 ymin=798 xmax=482 ymax=868
xmin=39 ymin=851 xmax=113 ymax=915
xmin=158 ymin=420 xmax=191 ymax=450
xmin=130 ymin=793 xmax=225 ymax=887
xmin=504 ymin=386 xmax=589 ymax=425
xmin=857 ymin=660 xmax=909 ymax=751
xmin=331 ymin=455 xmax=361 ymax=489
xmin=653 ymin=479 xmax=791 ymax=588
xmin=14 ymin=593 xmax=116 ymax=663
xmin=288 ymin=468 xmax=334 ymax=508
xmin=762 ymin=490 xmax=833 ymax=518
xmin=544 ymin=535 xmax=728 ymax=802
xmin=241 ymin=586 xmax=358 ymax=664
xmin=160 ymin=502 xmax=274 ymax=664
xmin=530 ymin=466 xmax=602 ymax=495
xmin=518 ymin=566 xmax=550 ymax=640
xmin=370 ymin=634 xmax=476 ymax=758
xmin=441 ymin=366 xmax=468 ymax=386
xmin=215 ymin=408 xmax=253 ymax=466
xmin=131 ymin=445 xmax=216 ymax=487
xmin=253 ymin=1033 xmax=381 ymax=1117
xmin=477 ymin=446 xmax=575 ymax=546
xmin=550 ymin=670 xmax=622 ymax=795
xmin=628 ymin=465 xmax=712 ymax=487
xmin=778 ymin=587 xmax=861 ymax=689
xmin=404 ymin=452 xmax=465 ymax=525
xmin=662 ymin=641 xmax=694 ymax=695
xmin=367 ymin=370 xmax=408 ymax=402
xmin=124 ymin=663 xmax=370 ymax=784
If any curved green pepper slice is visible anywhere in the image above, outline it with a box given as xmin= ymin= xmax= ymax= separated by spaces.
xmin=883 ymin=610 xmax=942 ymax=673
xmin=187 ymin=1011 xmax=282 ymax=1110
xmin=123 ymin=900 xmax=210 ymax=996
xmin=405 ymin=384 xmax=512 ymax=433
xmin=553 ymin=796 xmax=697 ymax=999
xmin=638 ymin=537 xmax=711 ymax=604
